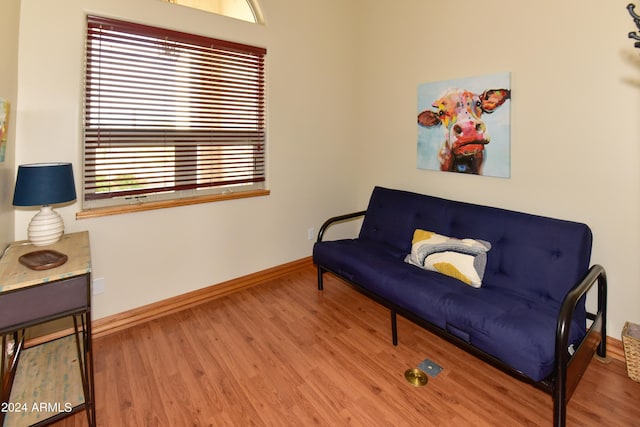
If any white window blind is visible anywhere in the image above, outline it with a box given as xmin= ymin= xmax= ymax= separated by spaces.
xmin=84 ymin=15 xmax=266 ymax=208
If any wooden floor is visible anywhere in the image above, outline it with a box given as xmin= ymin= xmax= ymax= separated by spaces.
xmin=55 ymin=265 xmax=640 ymax=426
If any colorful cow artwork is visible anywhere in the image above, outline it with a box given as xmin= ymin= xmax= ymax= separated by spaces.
xmin=417 ymin=73 xmax=511 ymax=177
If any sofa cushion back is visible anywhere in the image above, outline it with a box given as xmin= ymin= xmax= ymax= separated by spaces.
xmin=359 ymin=186 xmax=592 ymax=304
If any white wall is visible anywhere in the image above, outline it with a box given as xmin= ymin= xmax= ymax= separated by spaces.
xmin=14 ymin=0 xmax=358 ymax=319
xmin=0 ymin=0 xmax=20 ymax=250
xmin=352 ymin=0 xmax=640 ymax=338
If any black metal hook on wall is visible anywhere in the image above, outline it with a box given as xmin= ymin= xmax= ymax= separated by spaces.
xmin=628 ymin=3 xmax=640 ymax=45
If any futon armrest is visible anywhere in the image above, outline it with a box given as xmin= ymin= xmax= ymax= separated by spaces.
xmin=556 ymin=264 xmax=607 ymax=356
xmin=317 ymin=210 xmax=366 ymax=242
xmin=553 ymin=264 xmax=607 ymax=426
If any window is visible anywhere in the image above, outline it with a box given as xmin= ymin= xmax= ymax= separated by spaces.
xmin=163 ymin=0 xmax=261 ymax=24
xmin=83 ymin=16 xmax=266 ymax=211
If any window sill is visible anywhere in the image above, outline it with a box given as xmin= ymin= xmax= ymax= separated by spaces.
xmin=76 ymin=189 xmax=270 ymax=220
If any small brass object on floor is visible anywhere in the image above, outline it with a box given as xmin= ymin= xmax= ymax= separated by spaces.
xmin=404 ymin=368 xmax=428 ymax=387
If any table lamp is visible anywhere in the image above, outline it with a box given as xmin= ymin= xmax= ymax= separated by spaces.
xmin=13 ymin=162 xmax=77 ymax=247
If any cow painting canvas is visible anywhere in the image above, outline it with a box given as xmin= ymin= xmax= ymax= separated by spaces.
xmin=417 ymin=72 xmax=511 ymax=177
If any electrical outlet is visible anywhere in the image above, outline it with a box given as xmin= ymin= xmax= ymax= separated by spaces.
xmin=307 ymin=227 xmax=315 ymax=240
xmin=93 ymin=277 xmax=105 ymax=295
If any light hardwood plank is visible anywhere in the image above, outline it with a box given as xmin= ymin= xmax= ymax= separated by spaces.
xmin=53 ymin=266 xmax=640 ymax=426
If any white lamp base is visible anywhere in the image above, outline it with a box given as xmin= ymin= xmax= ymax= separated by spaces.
xmin=27 ymin=205 xmax=65 ymax=246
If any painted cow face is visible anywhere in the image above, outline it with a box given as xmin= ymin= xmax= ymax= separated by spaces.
xmin=418 ymin=88 xmax=510 ymax=174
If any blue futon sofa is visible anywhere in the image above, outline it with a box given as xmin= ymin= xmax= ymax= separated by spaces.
xmin=313 ymin=186 xmax=607 ymax=427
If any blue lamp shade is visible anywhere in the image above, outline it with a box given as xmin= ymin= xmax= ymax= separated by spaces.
xmin=13 ymin=163 xmax=77 ymax=207
xmin=13 ymin=163 xmax=77 ymax=246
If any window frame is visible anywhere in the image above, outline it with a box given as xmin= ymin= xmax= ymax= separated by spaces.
xmin=163 ymin=0 xmax=264 ymax=24
xmin=79 ymin=15 xmax=268 ymax=218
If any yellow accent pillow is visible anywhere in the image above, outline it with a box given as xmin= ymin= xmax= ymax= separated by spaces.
xmin=405 ymin=229 xmax=492 ymax=287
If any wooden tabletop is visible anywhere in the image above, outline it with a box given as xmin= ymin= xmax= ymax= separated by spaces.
xmin=0 ymin=231 xmax=91 ymax=293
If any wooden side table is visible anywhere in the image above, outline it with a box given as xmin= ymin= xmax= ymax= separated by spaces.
xmin=0 ymin=232 xmax=95 ymax=427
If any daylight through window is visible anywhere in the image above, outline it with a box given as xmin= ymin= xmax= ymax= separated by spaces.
xmin=83 ymin=15 xmax=266 ymax=209
xmin=163 ymin=0 xmax=260 ymax=24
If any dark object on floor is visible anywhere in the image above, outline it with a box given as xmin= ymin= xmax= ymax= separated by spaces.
xmin=418 ymin=358 xmax=443 ymax=377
